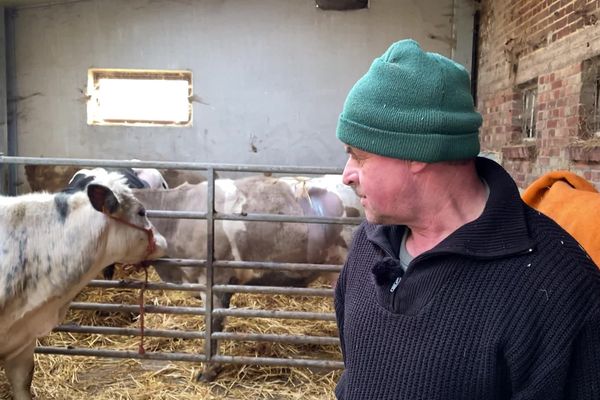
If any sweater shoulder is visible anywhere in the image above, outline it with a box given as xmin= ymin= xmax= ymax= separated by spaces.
xmin=525 ymin=205 xmax=599 ymax=274
xmin=520 ymin=205 xmax=600 ymax=308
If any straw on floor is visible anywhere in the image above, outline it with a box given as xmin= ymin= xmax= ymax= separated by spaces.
xmin=0 ymin=267 xmax=341 ymax=400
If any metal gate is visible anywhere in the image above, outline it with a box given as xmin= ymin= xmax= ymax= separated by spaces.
xmin=0 ymin=155 xmax=361 ymax=372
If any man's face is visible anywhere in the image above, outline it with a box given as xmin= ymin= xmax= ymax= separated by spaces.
xmin=342 ymin=145 xmax=417 ymax=225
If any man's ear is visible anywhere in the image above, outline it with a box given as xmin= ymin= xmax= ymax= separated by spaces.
xmin=87 ymin=184 xmax=120 ymax=214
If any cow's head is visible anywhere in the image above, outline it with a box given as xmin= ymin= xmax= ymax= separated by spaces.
xmin=87 ymin=177 xmax=167 ymax=264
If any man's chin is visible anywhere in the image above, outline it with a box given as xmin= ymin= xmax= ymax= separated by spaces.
xmin=365 ymin=212 xmax=383 ymax=225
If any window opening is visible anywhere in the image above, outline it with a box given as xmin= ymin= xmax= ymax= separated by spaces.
xmin=592 ymin=77 xmax=600 ymax=135
xmin=87 ymin=69 xmax=193 ymax=127
xmin=521 ymin=85 xmax=537 ymax=139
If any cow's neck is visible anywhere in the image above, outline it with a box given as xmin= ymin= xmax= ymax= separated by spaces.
xmin=1 ymin=193 xmax=111 ymax=325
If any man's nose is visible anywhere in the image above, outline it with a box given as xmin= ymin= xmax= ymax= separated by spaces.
xmin=342 ymin=160 xmax=357 ymax=187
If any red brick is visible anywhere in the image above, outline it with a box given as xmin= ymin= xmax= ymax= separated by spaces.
xmin=566 ymin=3 xmax=574 ymax=14
xmin=567 ymin=12 xmax=580 ymax=24
xmin=554 ymin=15 xmax=569 ymax=30
xmin=572 ymin=18 xmax=585 ymax=30
xmin=553 ymin=89 xmax=563 ymax=99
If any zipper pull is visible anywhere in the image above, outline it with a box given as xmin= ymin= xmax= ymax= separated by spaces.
xmin=390 ymin=276 xmax=401 ymax=293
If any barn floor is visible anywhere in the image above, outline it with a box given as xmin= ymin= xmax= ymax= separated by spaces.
xmin=0 ymin=268 xmax=341 ymax=399
xmin=0 ymin=356 xmax=340 ymax=399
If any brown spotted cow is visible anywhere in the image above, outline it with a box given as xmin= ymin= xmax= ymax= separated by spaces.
xmin=133 ymin=174 xmax=361 ymax=381
xmin=0 ymin=172 xmax=167 ymax=400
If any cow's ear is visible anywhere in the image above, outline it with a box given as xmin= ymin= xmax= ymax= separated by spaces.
xmin=87 ymin=184 xmax=120 ymax=214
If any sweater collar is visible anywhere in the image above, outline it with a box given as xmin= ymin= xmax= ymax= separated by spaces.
xmin=366 ymin=157 xmax=536 ymax=260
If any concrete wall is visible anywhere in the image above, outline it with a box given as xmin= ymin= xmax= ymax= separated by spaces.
xmin=11 ymin=0 xmax=473 ymax=175
xmin=478 ymin=0 xmax=600 ymax=189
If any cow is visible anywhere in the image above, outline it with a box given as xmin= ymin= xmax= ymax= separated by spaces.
xmin=67 ymin=167 xmax=168 ymax=192
xmin=278 ymin=174 xmax=363 ymax=250
xmin=280 ymin=174 xmax=362 ymax=218
xmin=0 ymin=172 xmax=168 ymax=400
xmin=24 ymin=164 xmax=169 ymax=193
xmin=132 ymin=174 xmax=361 ymax=381
xmin=133 ymin=167 xmax=169 ymax=189
xmin=64 ymin=167 xmax=169 ymax=280
xmin=157 ymin=168 xmax=207 ymax=187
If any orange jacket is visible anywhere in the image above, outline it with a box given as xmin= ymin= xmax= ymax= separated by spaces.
xmin=522 ymin=171 xmax=600 ymax=268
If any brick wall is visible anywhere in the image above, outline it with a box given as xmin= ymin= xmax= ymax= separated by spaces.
xmin=478 ymin=0 xmax=600 ymax=189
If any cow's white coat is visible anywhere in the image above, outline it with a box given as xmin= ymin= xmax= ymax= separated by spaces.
xmin=0 ymin=172 xmax=167 ymax=400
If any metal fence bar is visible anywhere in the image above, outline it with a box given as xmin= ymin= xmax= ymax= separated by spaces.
xmin=85 ymin=281 xmax=334 ymax=297
xmin=215 ymin=260 xmax=342 ymax=272
xmin=52 ymin=325 xmax=340 ymax=346
xmin=152 ymin=258 xmax=343 ymax=273
xmin=54 ymin=325 xmax=204 ymax=340
xmin=217 ymin=212 xmax=361 ymax=225
xmin=212 ymin=332 xmax=339 ymax=346
xmin=211 ymin=355 xmax=343 ymax=369
xmin=86 ymin=279 xmax=205 ymax=292
xmin=148 ymin=209 xmax=361 ymax=225
xmin=69 ymin=302 xmax=204 ymax=315
xmin=147 ymin=210 xmax=207 ymax=219
xmin=212 ymin=308 xmax=336 ymax=321
xmin=35 ymin=347 xmax=207 ymax=362
xmin=35 ymin=347 xmax=342 ymax=369
xmin=213 ymin=284 xmax=333 ymax=297
xmin=68 ymin=302 xmax=335 ymax=322
xmin=0 ymin=155 xmax=343 ymax=175
xmin=204 ymin=167 xmax=216 ymax=368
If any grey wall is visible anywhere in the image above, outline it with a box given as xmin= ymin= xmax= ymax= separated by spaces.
xmin=12 ymin=0 xmax=473 ymax=170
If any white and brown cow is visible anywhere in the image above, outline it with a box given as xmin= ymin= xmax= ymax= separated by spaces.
xmin=24 ymin=164 xmax=205 ymax=193
xmin=0 ymin=172 xmax=167 ymax=400
xmin=133 ymin=174 xmax=361 ymax=380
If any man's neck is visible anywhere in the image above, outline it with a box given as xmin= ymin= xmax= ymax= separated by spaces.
xmin=405 ymin=167 xmax=488 ymax=258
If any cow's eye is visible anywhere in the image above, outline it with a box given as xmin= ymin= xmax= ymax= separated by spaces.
xmin=137 ymin=208 xmax=146 ymax=217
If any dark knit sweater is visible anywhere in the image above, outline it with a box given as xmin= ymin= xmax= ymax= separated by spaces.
xmin=334 ymin=157 xmax=600 ymax=400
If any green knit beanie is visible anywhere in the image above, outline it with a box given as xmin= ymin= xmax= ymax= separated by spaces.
xmin=336 ymin=39 xmax=482 ymax=162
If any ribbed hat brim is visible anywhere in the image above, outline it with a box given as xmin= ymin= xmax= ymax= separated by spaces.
xmin=337 ymin=116 xmax=480 ymax=163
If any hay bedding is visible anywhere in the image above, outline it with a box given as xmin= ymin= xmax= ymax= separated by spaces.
xmin=0 ymin=268 xmax=341 ymax=399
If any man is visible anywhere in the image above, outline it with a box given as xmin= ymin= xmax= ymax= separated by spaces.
xmin=334 ymin=39 xmax=600 ymax=399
